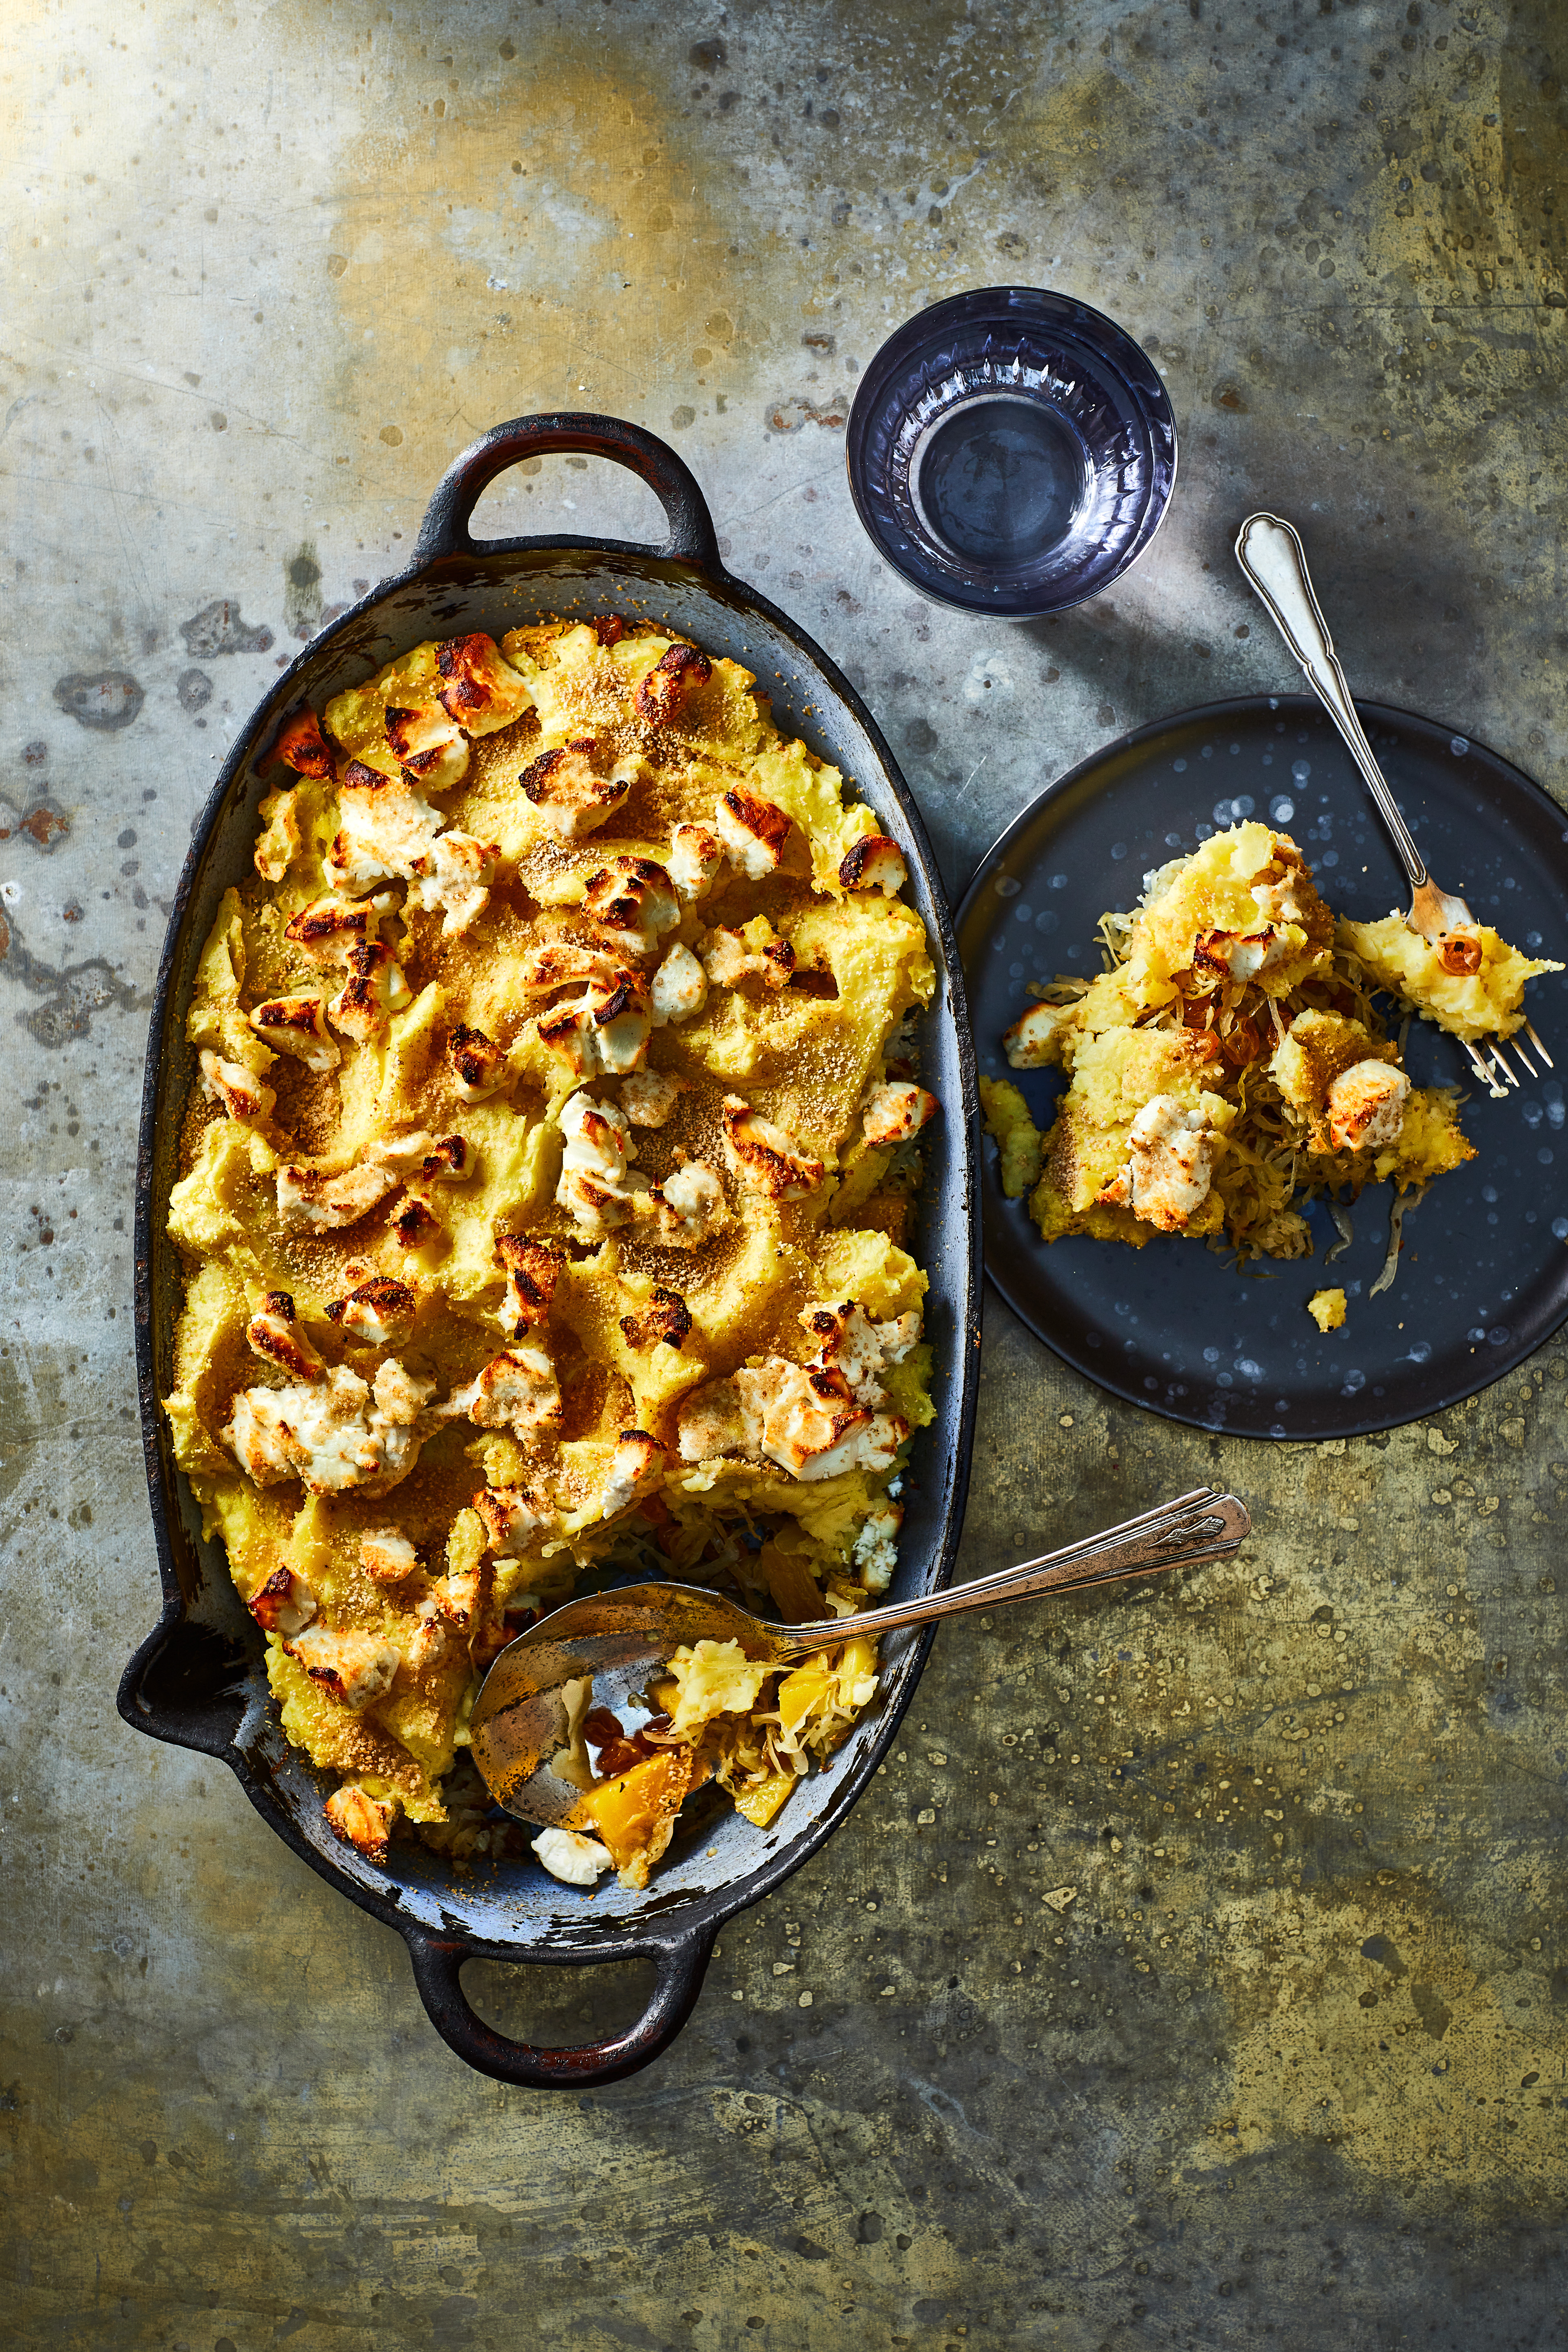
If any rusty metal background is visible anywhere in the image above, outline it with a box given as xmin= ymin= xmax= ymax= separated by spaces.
xmin=4 ymin=3 xmax=1566 ymax=2345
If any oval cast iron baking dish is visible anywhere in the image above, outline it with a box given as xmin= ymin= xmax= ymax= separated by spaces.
xmin=120 ymin=413 xmax=982 ymax=2089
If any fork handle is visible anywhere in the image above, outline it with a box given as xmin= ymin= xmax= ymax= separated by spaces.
xmin=1234 ymin=511 xmax=1429 ymax=891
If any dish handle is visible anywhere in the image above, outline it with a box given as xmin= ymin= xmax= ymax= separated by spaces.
xmin=117 ymin=1602 xmax=250 ymax=1758
xmin=401 ymin=1918 xmax=716 ymax=2090
xmin=414 ymin=411 xmax=723 ymax=572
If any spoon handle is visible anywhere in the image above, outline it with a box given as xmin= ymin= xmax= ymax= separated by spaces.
xmin=1234 ymin=509 xmax=1429 ymax=890
xmin=775 ymin=1487 xmax=1250 ymax=1653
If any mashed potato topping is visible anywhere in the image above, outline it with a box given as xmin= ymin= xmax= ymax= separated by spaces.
xmin=987 ymin=824 xmax=1475 ymax=1263
xmin=1334 ymin=914 xmax=1561 ymax=1044
xmin=163 ymin=620 xmax=939 ymax=1887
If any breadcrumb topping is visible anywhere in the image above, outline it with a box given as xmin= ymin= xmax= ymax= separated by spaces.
xmin=165 ymin=618 xmax=938 ymax=1890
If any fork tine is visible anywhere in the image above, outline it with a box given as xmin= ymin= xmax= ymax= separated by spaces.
xmin=1489 ymin=1042 xmax=1522 ymax=1090
xmin=1526 ymin=1021 xmax=1555 ymax=1070
xmin=1465 ymin=1041 xmax=1509 ymax=1098
xmin=1511 ymin=1036 xmax=1540 ymax=1078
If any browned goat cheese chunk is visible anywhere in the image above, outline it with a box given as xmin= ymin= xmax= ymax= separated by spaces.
xmin=327 ymin=1276 xmax=418 ymax=1347
xmin=496 ymin=1236 xmax=562 ymax=1335
xmin=324 ymin=1783 xmax=399 ymax=1859
xmin=247 ymin=1566 xmax=318 ymax=1636
xmin=447 ymin=1023 xmax=508 ymax=1100
xmin=198 ymin=1049 xmax=275 ymax=1123
xmin=601 ymin=1430 xmax=665 ymax=1515
xmin=276 ymin=1163 xmax=396 ymax=1233
xmin=287 ymin=1625 xmax=401 ymax=1707
xmin=275 ymin=708 xmax=335 ymax=778
xmin=1094 ymin=1096 xmax=1219 ymax=1232
xmin=360 ymin=1528 xmax=420 ymax=1582
xmin=384 ymin=699 xmax=471 ymax=791
xmin=619 ymin=1286 xmax=693 ymax=1350
xmin=518 ymin=738 xmax=635 ymax=838
xmin=721 ymin=1098 xmax=825 ymax=1200
xmin=249 ymin=993 xmax=339 ymax=1072
xmin=715 ymin=788 xmax=791 ymax=880
xmin=1325 ymin=1059 xmax=1410 ymax=1152
xmin=246 ymin=1291 xmax=324 ymax=1381
xmin=838 ymin=835 xmax=908 ymax=895
xmin=434 ymin=633 xmax=535 ymax=733
xmin=862 ymin=1080 xmax=939 ymax=1147
xmin=633 ymin=641 xmax=711 ymax=722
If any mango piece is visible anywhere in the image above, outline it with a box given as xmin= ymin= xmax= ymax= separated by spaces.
xmin=835 ymin=1636 xmax=879 ymax=1710
xmin=778 ymin=1638 xmax=878 ymax=1740
xmin=776 ymin=1655 xmax=833 ymax=1735
xmin=733 ymin=1771 xmax=797 ymax=1828
xmin=582 ymin=1747 xmax=697 ymax=1869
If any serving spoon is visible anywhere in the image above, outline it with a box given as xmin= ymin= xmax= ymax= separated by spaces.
xmin=469 ymin=1485 xmax=1250 ymax=1828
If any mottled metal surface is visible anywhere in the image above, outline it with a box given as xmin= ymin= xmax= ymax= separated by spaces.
xmin=5 ymin=2 xmax=1568 ymax=2345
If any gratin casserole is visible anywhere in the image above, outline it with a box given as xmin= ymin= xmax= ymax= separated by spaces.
xmin=161 ymin=618 xmax=942 ymax=1893
xmin=979 ymin=820 xmax=1559 ymax=1272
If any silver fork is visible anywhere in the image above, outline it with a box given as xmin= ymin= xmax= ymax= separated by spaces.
xmin=1234 ymin=509 xmax=1550 ymax=1098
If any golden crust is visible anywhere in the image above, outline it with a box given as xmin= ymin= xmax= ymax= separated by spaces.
xmin=1270 ymin=1009 xmax=1399 ymax=1152
xmin=163 ymin=620 xmax=938 ymax=1880
xmin=1338 ymin=912 xmax=1562 ymax=1042
xmin=994 ymin=824 xmax=1478 ymax=1261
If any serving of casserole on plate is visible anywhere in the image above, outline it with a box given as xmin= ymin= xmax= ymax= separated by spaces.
xmin=160 ymin=613 xmax=944 ymax=1895
xmin=958 ymin=695 xmax=1568 ymax=1440
xmin=982 ymin=815 xmax=1488 ymax=1261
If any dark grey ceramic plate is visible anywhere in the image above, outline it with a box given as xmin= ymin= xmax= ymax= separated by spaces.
xmin=956 ymin=693 xmax=1568 ymax=1439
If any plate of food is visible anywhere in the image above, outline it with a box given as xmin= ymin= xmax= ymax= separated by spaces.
xmin=957 ymin=693 xmax=1568 ymax=1438
xmin=123 ymin=412 xmax=981 ymax=2086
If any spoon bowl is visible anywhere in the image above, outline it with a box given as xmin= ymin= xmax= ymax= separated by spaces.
xmin=469 ymin=1583 xmax=782 ymax=1829
xmin=471 ymin=1488 xmax=1250 ymax=1829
